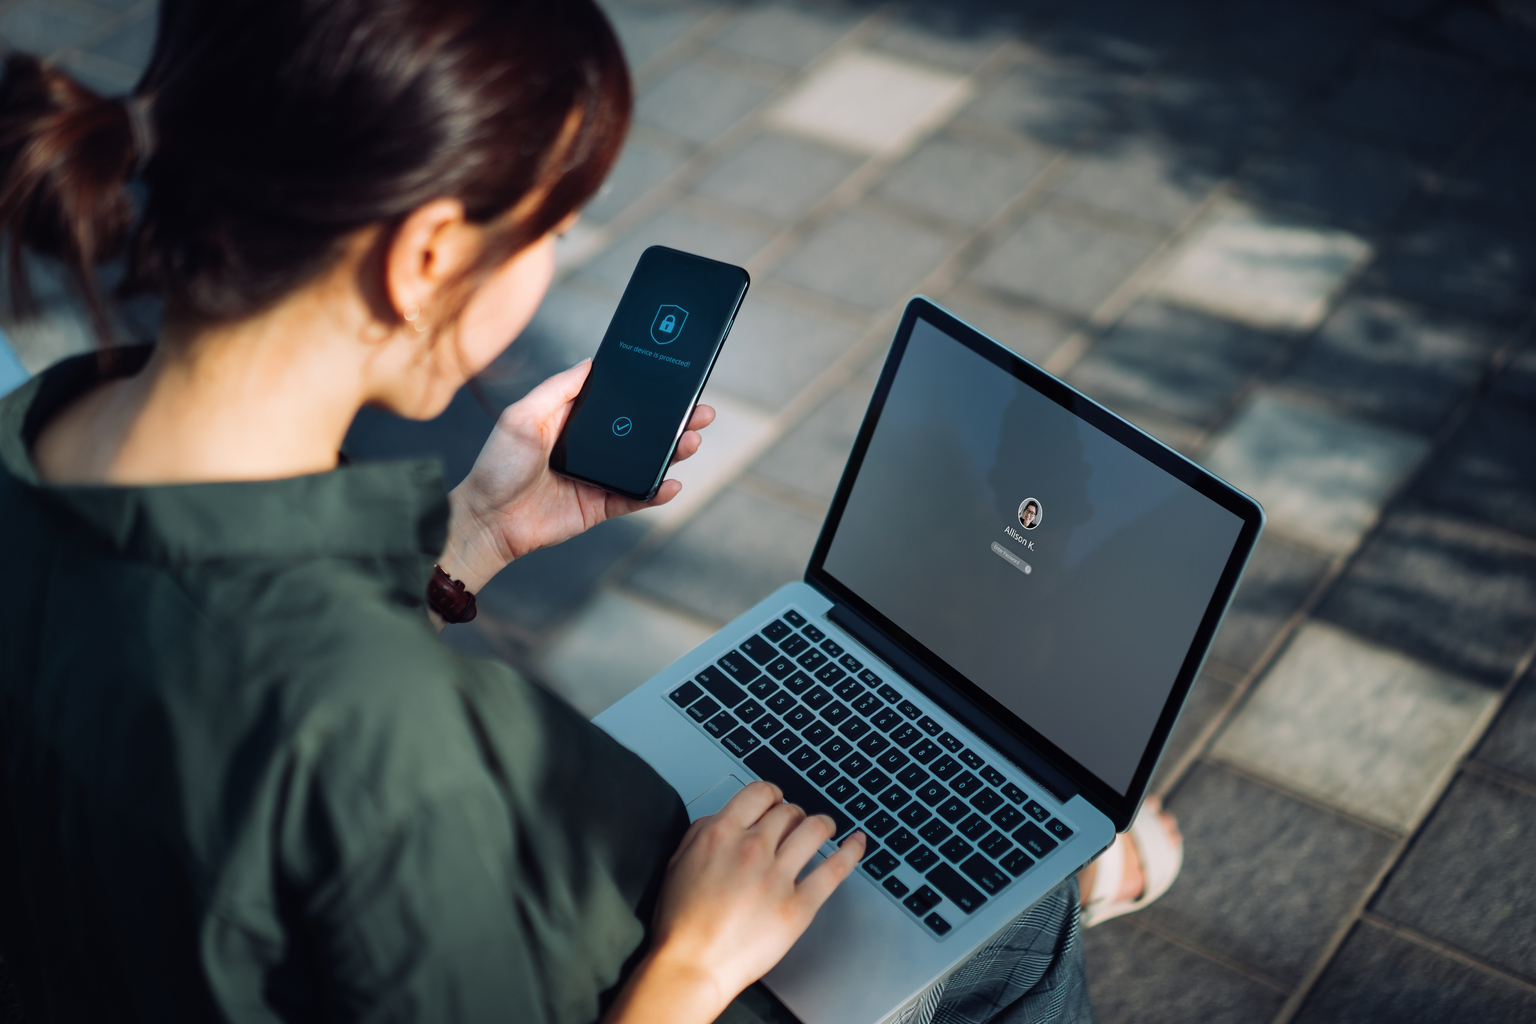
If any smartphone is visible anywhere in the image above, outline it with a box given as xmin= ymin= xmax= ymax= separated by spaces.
xmin=550 ymin=246 xmax=750 ymax=501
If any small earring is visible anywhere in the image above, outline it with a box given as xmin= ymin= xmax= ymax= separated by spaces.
xmin=414 ymin=321 xmax=427 ymax=333
xmin=402 ymin=305 xmax=420 ymax=322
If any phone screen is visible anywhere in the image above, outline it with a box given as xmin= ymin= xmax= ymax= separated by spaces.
xmin=550 ymin=246 xmax=750 ymax=500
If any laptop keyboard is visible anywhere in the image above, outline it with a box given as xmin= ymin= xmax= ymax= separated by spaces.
xmin=665 ymin=606 xmax=1076 ymax=940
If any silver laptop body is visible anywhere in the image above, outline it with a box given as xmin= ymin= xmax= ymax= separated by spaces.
xmin=596 ymin=298 xmax=1263 ymax=1024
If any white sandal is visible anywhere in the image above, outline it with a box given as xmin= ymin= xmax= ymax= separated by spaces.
xmin=1081 ymin=803 xmax=1183 ymax=928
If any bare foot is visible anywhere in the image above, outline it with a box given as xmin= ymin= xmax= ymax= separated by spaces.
xmin=1079 ymin=798 xmax=1182 ymax=906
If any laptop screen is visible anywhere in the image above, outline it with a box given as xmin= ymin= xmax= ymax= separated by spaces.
xmin=817 ymin=310 xmax=1253 ymax=801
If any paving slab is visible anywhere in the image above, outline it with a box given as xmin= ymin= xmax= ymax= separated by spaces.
xmin=772 ymin=204 xmax=956 ymax=311
xmin=874 ymin=133 xmax=1052 ymax=230
xmin=710 ymin=2 xmax=859 ymax=69
xmin=1324 ymin=42 xmax=1498 ymax=154
xmin=1364 ymin=215 xmax=1536 ymax=326
xmin=1153 ymin=203 xmax=1373 ymax=334
xmin=83 ymin=7 xmax=154 ymax=68
xmin=1295 ymin=919 xmax=1536 ymax=1023
xmin=692 ymin=131 xmax=862 ymax=223
xmin=1206 ymin=534 xmax=1333 ymax=674
xmin=1374 ymin=771 xmax=1536 ymax=981
xmin=628 ymin=391 xmax=777 ymax=532
xmin=1434 ymin=89 xmax=1536 ymax=228
xmin=933 ymin=286 xmax=1074 ymax=365
xmin=579 ymin=207 xmax=775 ymax=291
xmin=475 ymin=516 xmax=649 ymax=632
xmin=1211 ymin=621 xmax=1496 ymax=831
xmin=1133 ymin=57 xmax=1307 ymax=156
xmin=1149 ymin=762 xmax=1397 ymax=983
xmin=538 ymin=589 xmax=715 ymax=718
xmin=0 ymin=2 xmax=105 ymax=55
xmin=705 ymin=293 xmax=864 ymax=410
xmin=749 ymin=382 xmax=872 ymax=504
xmin=968 ymin=209 xmax=1158 ymax=318
xmin=1433 ymin=7 xmax=1536 ymax=77
xmin=1055 ymin=132 xmax=1222 ymax=231
xmin=1408 ymin=397 xmax=1536 ymax=539
xmin=1202 ymin=392 xmax=1429 ymax=555
xmin=585 ymin=136 xmax=689 ymax=225
xmin=1149 ymin=672 xmax=1235 ymax=794
xmin=1083 ymin=916 xmax=1287 ymax=1024
xmin=1067 ymin=300 xmax=1283 ymax=428
xmin=635 ymin=59 xmax=777 ymax=147
xmin=962 ymin=49 xmax=1137 ymax=147
xmin=765 ymin=49 xmax=972 ymax=155
xmin=1279 ymin=296 xmax=1498 ymax=434
xmin=1474 ymin=669 xmax=1536 ymax=785
xmin=600 ymin=0 xmax=713 ymax=72
xmin=1316 ymin=511 xmax=1536 ymax=687
xmin=1204 ymin=0 xmax=1377 ymax=80
xmin=1240 ymin=126 xmax=1426 ymax=233
xmin=1040 ymin=0 xmax=1206 ymax=71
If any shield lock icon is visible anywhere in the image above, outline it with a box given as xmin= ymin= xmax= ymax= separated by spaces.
xmin=650 ymin=305 xmax=688 ymax=345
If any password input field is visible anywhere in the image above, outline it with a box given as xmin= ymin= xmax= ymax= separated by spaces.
xmin=990 ymin=542 xmax=1032 ymax=575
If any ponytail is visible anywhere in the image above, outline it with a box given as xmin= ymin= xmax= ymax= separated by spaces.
xmin=0 ymin=54 xmax=143 ymax=344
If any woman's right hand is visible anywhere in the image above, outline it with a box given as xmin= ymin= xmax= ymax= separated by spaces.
xmin=604 ymin=782 xmax=866 ymax=1024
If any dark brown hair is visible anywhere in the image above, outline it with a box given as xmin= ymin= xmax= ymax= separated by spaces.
xmin=0 ymin=0 xmax=631 ymax=344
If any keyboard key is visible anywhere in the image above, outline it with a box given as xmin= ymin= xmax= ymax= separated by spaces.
xmin=872 ymin=708 xmax=903 ymax=732
xmin=969 ymin=788 xmax=1004 ymax=814
xmin=882 ymin=874 xmax=909 ymax=897
xmin=764 ymin=656 xmax=795 ymax=680
xmin=877 ymin=683 xmax=903 ymax=703
xmin=783 ymin=706 xmax=813 ymax=731
xmin=917 ymin=716 xmax=944 ymax=737
xmin=864 ymin=851 xmax=900 ymax=880
xmin=891 ymin=724 xmax=922 ymax=748
xmin=930 ymin=755 xmax=962 ymax=781
xmin=840 ymin=752 xmax=871 ymax=777
xmin=722 ymin=727 xmax=760 ymax=758
xmin=1023 ymin=800 xmax=1051 ymax=823
xmin=752 ymin=716 xmax=783 ymax=739
xmin=896 ymin=765 xmax=930 ymax=789
xmin=779 ymin=634 xmax=810 ymax=657
xmin=852 ymin=692 xmax=882 ymax=716
xmin=991 ymin=806 xmax=1026 ymax=832
xmin=924 ymin=913 xmax=951 ymax=936
xmin=879 ymin=786 xmax=912 ymax=811
xmin=748 ymin=678 xmax=779 ymax=700
xmin=1000 ymin=849 xmax=1035 ymax=877
xmin=916 ymin=781 xmax=948 ymax=806
xmin=860 ymin=769 xmax=892 ymax=792
xmin=958 ymin=814 xmax=991 ymax=840
xmin=740 ymin=635 xmax=777 ymax=665
xmin=815 ymin=663 xmax=845 ymax=685
xmin=864 ymin=811 xmax=898 ymax=837
xmin=819 ymin=737 xmax=853 ymax=761
xmin=838 ymin=718 xmax=871 ymax=741
xmin=910 ymin=739 xmax=942 ymax=764
xmin=790 ymin=746 xmax=819 ymax=771
xmin=936 ymin=797 xmax=969 ymax=823
xmin=950 ymin=772 xmax=982 ymax=797
xmin=801 ymin=624 xmax=826 ymax=643
xmin=827 ymin=777 xmax=858 ymax=803
xmin=939 ymin=836 xmax=974 ymax=863
xmin=697 ymin=666 xmax=748 ymax=708
xmin=887 ymin=828 xmax=918 ymax=854
xmin=958 ymin=749 xmax=985 ymax=770
xmin=1045 ymin=819 xmax=1074 ymax=841
xmin=782 ymin=671 xmax=813 ymax=695
xmin=766 ymin=691 xmax=795 ymax=714
xmin=802 ymin=686 xmax=832 ymax=711
xmin=877 ymin=749 xmax=910 ymax=773
xmin=846 ymin=793 xmax=878 ymax=819
xmin=839 ymin=654 xmax=863 ymax=673
xmin=979 ymin=831 xmax=1012 ymax=858
xmin=938 ymin=732 xmax=964 ymax=753
xmin=832 ymin=678 xmax=864 ymax=701
xmin=771 ymin=731 xmax=800 ymax=754
xmin=904 ymin=845 xmax=939 ymax=872
xmin=808 ymin=763 xmax=838 ymax=788
xmin=803 ymin=722 xmax=834 ymax=746
xmin=959 ymin=854 xmax=1011 ymax=896
xmin=763 ymin=619 xmax=792 ymax=642
xmin=1002 ymin=783 xmax=1028 ymax=805
xmin=669 ymin=681 xmax=703 ymax=707
xmin=705 ymin=712 xmax=737 ymax=737
xmin=715 ymin=654 xmax=761 ymax=688
xmin=926 ymin=865 xmax=986 ymax=915
xmin=1013 ymin=823 xmax=1059 ymax=859
xmin=859 ymin=669 xmax=883 ymax=687
xmin=734 ymin=700 xmax=765 ymax=723
xmin=858 ymin=733 xmax=891 ymax=757
xmin=821 ymin=701 xmax=851 ymax=725
xmin=821 ymin=639 xmax=844 ymax=657
xmin=783 ymin=609 xmax=807 ymax=627
xmin=743 ymin=747 xmax=851 ymax=837
xmin=899 ymin=802 xmax=932 ymax=827
xmin=903 ymin=885 xmax=941 ymax=915
xmin=897 ymin=700 xmax=922 ymax=720
xmin=980 ymin=766 xmax=1007 ymax=788
xmin=919 ymin=819 xmax=953 ymax=845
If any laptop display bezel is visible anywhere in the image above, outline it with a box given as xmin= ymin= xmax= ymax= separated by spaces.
xmin=805 ymin=297 xmax=1264 ymax=831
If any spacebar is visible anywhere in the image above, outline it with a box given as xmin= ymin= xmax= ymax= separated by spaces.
xmin=744 ymin=748 xmax=854 ymax=838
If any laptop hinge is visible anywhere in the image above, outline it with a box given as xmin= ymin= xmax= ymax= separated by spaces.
xmin=825 ymin=602 xmax=1079 ymax=804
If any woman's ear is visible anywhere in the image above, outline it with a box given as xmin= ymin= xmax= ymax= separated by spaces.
xmin=384 ymin=198 xmax=479 ymax=332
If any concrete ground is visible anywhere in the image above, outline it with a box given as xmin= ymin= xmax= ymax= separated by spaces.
xmin=3 ymin=0 xmax=1536 ymax=1021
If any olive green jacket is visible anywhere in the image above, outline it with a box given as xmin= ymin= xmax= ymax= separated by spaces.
xmin=0 ymin=350 xmax=687 ymax=1023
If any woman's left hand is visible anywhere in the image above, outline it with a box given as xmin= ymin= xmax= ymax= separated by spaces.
xmin=438 ymin=359 xmax=714 ymax=594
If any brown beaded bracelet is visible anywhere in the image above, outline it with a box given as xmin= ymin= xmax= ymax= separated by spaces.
xmin=427 ymin=565 xmax=477 ymax=623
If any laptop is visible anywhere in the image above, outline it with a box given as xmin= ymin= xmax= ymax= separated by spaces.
xmin=595 ymin=297 xmax=1263 ymax=1024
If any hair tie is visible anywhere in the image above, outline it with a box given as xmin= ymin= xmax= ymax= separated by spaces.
xmin=125 ymin=94 xmax=156 ymax=177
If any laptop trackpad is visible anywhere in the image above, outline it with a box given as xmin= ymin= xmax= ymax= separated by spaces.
xmin=686 ymin=775 xmax=746 ymax=821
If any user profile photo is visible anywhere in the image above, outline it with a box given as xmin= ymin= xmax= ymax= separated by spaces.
xmin=1018 ymin=498 xmax=1043 ymax=530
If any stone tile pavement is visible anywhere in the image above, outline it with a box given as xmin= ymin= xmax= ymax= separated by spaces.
xmin=4 ymin=0 xmax=1536 ymax=1021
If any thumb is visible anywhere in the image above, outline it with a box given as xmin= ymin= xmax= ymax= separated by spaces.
xmin=512 ymin=359 xmax=592 ymax=421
